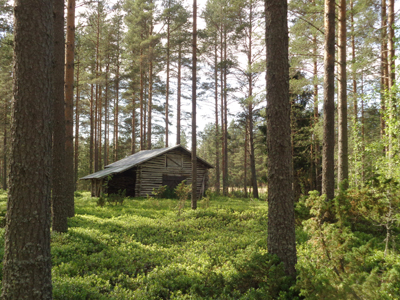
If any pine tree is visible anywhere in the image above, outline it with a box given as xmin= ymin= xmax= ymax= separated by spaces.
xmin=52 ymin=0 xmax=68 ymax=232
xmin=322 ymin=0 xmax=335 ymax=200
xmin=235 ymin=0 xmax=264 ymax=198
xmin=191 ymin=0 xmax=198 ymax=209
xmin=337 ymin=0 xmax=348 ymax=189
xmin=265 ymin=0 xmax=296 ymax=277
xmin=65 ymin=0 xmax=76 ymax=216
xmin=2 ymin=0 xmax=53 ymax=295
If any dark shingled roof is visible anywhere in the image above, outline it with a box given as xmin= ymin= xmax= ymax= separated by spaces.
xmin=80 ymin=145 xmax=213 ymax=180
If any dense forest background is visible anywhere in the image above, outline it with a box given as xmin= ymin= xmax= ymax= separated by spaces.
xmin=1 ymin=0 xmax=400 ymax=298
xmin=0 ymin=0 xmax=398 ymax=197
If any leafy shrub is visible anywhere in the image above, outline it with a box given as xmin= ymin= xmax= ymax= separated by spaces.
xmin=96 ymin=195 xmax=106 ymax=207
xmin=296 ymin=188 xmax=400 ymax=300
xmin=175 ymin=181 xmax=191 ymax=215
xmin=106 ymin=189 xmax=126 ymax=205
xmin=97 ymin=190 xmax=126 ymax=207
xmin=152 ymin=185 xmax=168 ymax=199
xmin=226 ymin=251 xmax=298 ymax=299
xmin=199 ymin=190 xmax=211 ymax=209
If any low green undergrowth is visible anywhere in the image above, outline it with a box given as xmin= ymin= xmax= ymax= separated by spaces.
xmin=0 ymin=188 xmax=399 ymax=299
xmin=51 ymin=193 xmax=296 ymax=299
xmin=0 ymin=191 xmax=298 ymax=299
xmin=295 ymin=186 xmax=400 ymax=300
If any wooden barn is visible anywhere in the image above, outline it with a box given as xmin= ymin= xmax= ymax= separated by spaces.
xmin=81 ymin=145 xmax=213 ymax=198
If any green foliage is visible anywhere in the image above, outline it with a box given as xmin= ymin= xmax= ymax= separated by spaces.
xmin=175 ymin=180 xmax=191 ymax=216
xmin=97 ymin=190 xmax=126 ymax=207
xmin=2 ymin=188 xmax=400 ymax=299
xmin=0 ymin=191 xmax=303 ymax=299
xmin=175 ymin=181 xmax=191 ymax=201
xmin=296 ymin=188 xmax=400 ymax=299
xmin=152 ymin=185 xmax=168 ymax=199
xmin=96 ymin=195 xmax=106 ymax=207
xmin=199 ymin=190 xmax=211 ymax=209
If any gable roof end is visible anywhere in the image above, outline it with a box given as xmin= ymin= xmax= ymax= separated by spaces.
xmin=80 ymin=145 xmax=213 ymax=180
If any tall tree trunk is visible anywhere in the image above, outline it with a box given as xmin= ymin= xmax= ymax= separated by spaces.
xmin=114 ymin=22 xmax=120 ymax=161
xmin=322 ymin=0 xmax=336 ymax=201
xmin=132 ymin=96 xmax=136 ymax=154
xmin=176 ymin=43 xmax=182 ymax=145
xmin=94 ymin=8 xmax=100 ymax=172
xmin=65 ymin=0 xmax=76 ymax=216
xmin=140 ymin=49 xmax=144 ymax=150
xmin=222 ymin=25 xmax=228 ymax=196
xmin=2 ymin=0 xmax=53 ymax=294
xmin=249 ymin=103 xmax=258 ymax=198
xmin=219 ymin=24 xmax=225 ymax=196
xmin=361 ymin=73 xmax=365 ymax=183
xmin=380 ymin=0 xmax=387 ymax=142
xmin=2 ymin=99 xmax=7 ymax=190
xmin=74 ymin=57 xmax=80 ymax=189
xmin=337 ymin=0 xmax=348 ymax=189
xmin=388 ymin=0 xmax=394 ymax=161
xmin=52 ymin=0 xmax=68 ymax=233
xmin=248 ymin=11 xmax=258 ymax=198
xmin=147 ymin=42 xmax=153 ymax=150
xmin=104 ymin=62 xmax=109 ymax=167
xmin=98 ymin=82 xmax=102 ymax=170
xmin=191 ymin=0 xmax=198 ymax=209
xmin=244 ymin=117 xmax=248 ymax=198
xmin=90 ymin=84 xmax=94 ymax=174
xmin=265 ymin=0 xmax=296 ymax=277
xmin=165 ymin=1 xmax=170 ymax=148
xmin=388 ymin=0 xmax=395 ymax=89
xmin=214 ymin=43 xmax=220 ymax=193
xmin=313 ymin=34 xmax=321 ymax=193
xmin=94 ymin=83 xmax=98 ymax=172
xmin=351 ymin=0 xmax=357 ymax=123
xmin=224 ymin=28 xmax=228 ymax=196
xmin=143 ymin=77 xmax=147 ymax=147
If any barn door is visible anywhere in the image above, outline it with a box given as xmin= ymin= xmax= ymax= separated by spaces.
xmin=162 ymin=174 xmax=187 ymax=192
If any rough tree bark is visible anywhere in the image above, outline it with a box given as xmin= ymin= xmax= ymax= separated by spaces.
xmin=313 ymin=33 xmax=321 ymax=193
xmin=351 ymin=0 xmax=357 ymax=123
xmin=74 ymin=56 xmax=80 ymax=189
xmin=388 ymin=0 xmax=395 ymax=90
xmin=52 ymin=0 xmax=68 ymax=233
xmin=131 ymin=96 xmax=136 ymax=154
xmin=2 ymin=97 xmax=7 ymax=190
xmin=140 ymin=50 xmax=144 ymax=150
xmin=176 ymin=44 xmax=182 ymax=145
xmin=65 ymin=0 xmax=76 ymax=216
xmin=337 ymin=0 xmax=348 ymax=189
xmin=89 ymin=83 xmax=94 ymax=174
xmin=247 ymin=5 xmax=258 ymax=198
xmin=147 ymin=17 xmax=154 ymax=150
xmin=380 ymin=0 xmax=387 ymax=141
xmin=2 ymin=0 xmax=53 ymax=295
xmin=114 ymin=26 xmax=120 ymax=161
xmin=265 ymin=0 xmax=297 ymax=277
xmin=387 ymin=0 xmax=395 ymax=164
xmin=191 ymin=0 xmax=197 ymax=209
xmin=322 ymin=0 xmax=335 ymax=201
xmin=104 ymin=62 xmax=109 ymax=167
xmin=214 ymin=43 xmax=220 ymax=193
xmin=223 ymin=28 xmax=228 ymax=196
xmin=165 ymin=0 xmax=170 ymax=147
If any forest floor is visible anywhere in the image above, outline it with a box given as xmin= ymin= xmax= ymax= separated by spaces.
xmin=0 ymin=190 xmax=399 ymax=299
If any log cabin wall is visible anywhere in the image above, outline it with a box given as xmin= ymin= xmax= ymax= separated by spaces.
xmin=91 ymin=178 xmax=104 ymax=197
xmin=135 ymin=149 xmax=209 ymax=198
